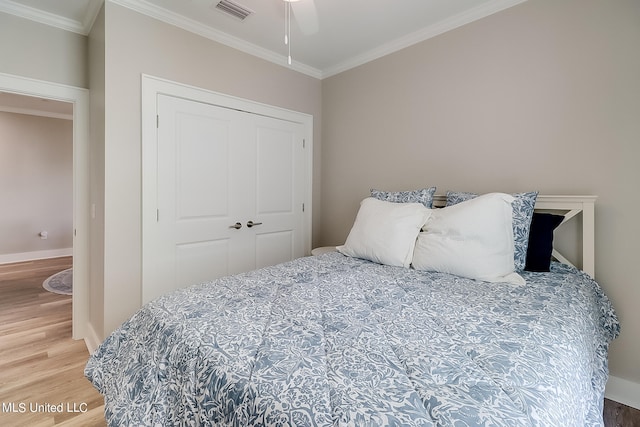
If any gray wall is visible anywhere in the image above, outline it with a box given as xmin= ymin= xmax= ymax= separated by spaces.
xmin=0 ymin=11 xmax=85 ymax=263
xmin=321 ymin=0 xmax=640 ymax=385
xmin=88 ymin=3 xmax=106 ymax=341
xmin=0 ymin=12 xmax=88 ymax=88
xmin=0 ymin=112 xmax=73 ymax=258
xmin=96 ymin=3 xmax=322 ymax=336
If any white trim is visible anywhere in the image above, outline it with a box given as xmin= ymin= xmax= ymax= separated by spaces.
xmin=0 ymin=72 xmax=90 ymax=341
xmin=109 ymin=0 xmax=526 ymax=80
xmin=533 ymin=195 xmax=596 ymax=278
xmin=323 ymin=0 xmax=528 ymax=78
xmin=141 ymin=74 xmax=313 ymax=301
xmin=0 ymin=105 xmax=73 ymax=120
xmin=142 ymin=74 xmax=314 ymax=125
xmin=84 ymin=323 xmax=103 ymax=355
xmin=0 ymin=248 xmax=73 ymax=265
xmin=1 ymin=0 xmax=526 ymax=78
xmin=606 ymin=375 xmax=640 ymax=410
xmin=0 ymin=0 xmax=100 ymax=35
xmin=110 ymin=0 xmax=323 ymax=79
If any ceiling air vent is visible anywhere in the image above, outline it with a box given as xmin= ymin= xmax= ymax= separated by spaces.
xmin=215 ymin=0 xmax=254 ymax=21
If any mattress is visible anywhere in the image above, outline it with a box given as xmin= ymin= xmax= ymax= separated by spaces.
xmin=85 ymin=252 xmax=619 ymax=426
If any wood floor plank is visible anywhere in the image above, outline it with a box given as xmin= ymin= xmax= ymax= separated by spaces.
xmin=0 ymin=257 xmax=106 ymax=426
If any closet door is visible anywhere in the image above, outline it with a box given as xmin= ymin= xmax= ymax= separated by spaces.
xmin=251 ymin=114 xmax=307 ymax=270
xmin=143 ymin=95 xmax=306 ymax=303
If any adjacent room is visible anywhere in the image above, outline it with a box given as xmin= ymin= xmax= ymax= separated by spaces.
xmin=0 ymin=93 xmax=73 ymax=266
xmin=0 ymin=0 xmax=638 ymax=425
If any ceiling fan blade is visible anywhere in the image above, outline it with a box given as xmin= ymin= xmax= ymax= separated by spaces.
xmin=291 ymin=0 xmax=319 ymax=35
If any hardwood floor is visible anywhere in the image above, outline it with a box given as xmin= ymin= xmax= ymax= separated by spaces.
xmin=0 ymin=257 xmax=106 ymax=426
xmin=604 ymin=398 xmax=640 ymax=427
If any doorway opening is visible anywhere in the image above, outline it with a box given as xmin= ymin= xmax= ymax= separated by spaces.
xmin=0 ymin=72 xmax=90 ymax=341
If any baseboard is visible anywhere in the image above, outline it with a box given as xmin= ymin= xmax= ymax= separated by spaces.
xmin=83 ymin=322 xmax=102 ymax=355
xmin=0 ymin=248 xmax=73 ymax=265
xmin=606 ymin=375 xmax=640 ymax=410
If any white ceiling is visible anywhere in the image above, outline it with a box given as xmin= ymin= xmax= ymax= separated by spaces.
xmin=1 ymin=0 xmax=526 ymax=79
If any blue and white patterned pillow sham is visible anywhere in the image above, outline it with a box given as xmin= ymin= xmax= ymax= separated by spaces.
xmin=446 ymin=191 xmax=538 ymax=271
xmin=370 ymin=187 xmax=437 ymax=208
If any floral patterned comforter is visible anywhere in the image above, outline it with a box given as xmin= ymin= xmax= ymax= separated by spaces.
xmin=85 ymin=252 xmax=619 ymax=426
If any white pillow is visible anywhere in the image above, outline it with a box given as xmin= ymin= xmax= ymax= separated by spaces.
xmin=337 ymin=197 xmax=432 ymax=268
xmin=412 ymin=192 xmax=525 ymax=285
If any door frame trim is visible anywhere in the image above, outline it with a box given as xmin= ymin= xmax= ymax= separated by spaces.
xmin=141 ymin=74 xmax=313 ymax=300
xmin=0 ymin=72 xmax=90 ymax=340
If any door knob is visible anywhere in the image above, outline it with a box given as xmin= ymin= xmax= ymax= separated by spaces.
xmin=246 ymin=221 xmax=263 ymax=228
xmin=229 ymin=222 xmax=242 ymax=229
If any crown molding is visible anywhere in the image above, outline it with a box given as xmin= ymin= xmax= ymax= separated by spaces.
xmin=2 ymin=0 xmax=526 ymax=79
xmin=82 ymin=0 xmax=104 ymax=34
xmin=109 ymin=0 xmax=323 ymax=79
xmin=0 ymin=0 xmax=102 ymax=35
xmin=112 ymin=0 xmax=525 ymax=80
xmin=321 ymin=0 xmax=527 ymax=78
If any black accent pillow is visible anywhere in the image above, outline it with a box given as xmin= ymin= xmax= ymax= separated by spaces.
xmin=525 ymin=213 xmax=564 ymax=272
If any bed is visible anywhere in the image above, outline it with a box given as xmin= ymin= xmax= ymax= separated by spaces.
xmin=85 ymin=192 xmax=619 ymax=426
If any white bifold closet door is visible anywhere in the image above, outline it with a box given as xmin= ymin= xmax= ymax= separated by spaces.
xmin=144 ymin=94 xmax=307 ymax=303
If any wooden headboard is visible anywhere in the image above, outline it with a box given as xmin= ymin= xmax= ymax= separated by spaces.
xmin=432 ymin=195 xmax=597 ymax=278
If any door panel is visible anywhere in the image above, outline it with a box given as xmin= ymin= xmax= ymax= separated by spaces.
xmin=144 ymin=94 xmax=307 ymax=304
xmin=251 ymin=116 xmax=305 ymax=268
xmin=176 ymin=240 xmax=230 ymax=286
xmin=256 ymin=126 xmax=294 ymax=214
xmin=175 ymin=112 xmax=229 ymax=219
xmin=255 ymin=231 xmax=293 ymax=270
xmin=150 ymin=95 xmax=244 ymax=302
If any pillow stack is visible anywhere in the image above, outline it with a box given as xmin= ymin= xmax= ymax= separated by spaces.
xmin=370 ymin=187 xmax=437 ymax=208
xmin=337 ymin=197 xmax=431 ymax=268
xmin=525 ymin=212 xmax=564 ymax=271
xmin=445 ymin=191 xmax=538 ymax=272
xmin=412 ymin=193 xmax=525 ymax=285
xmin=338 ymin=188 xmax=545 ymax=285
